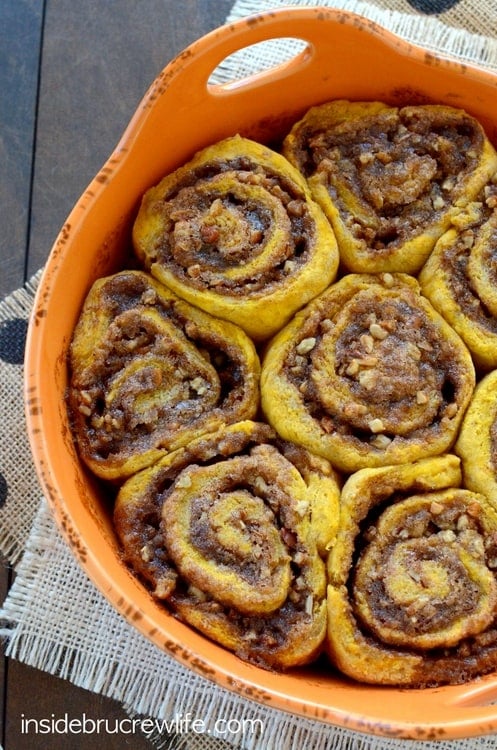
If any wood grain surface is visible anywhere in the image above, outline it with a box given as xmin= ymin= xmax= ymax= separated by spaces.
xmin=1 ymin=2 xmax=233 ymax=747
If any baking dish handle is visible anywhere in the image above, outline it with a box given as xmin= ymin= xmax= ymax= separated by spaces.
xmin=154 ymin=7 xmax=381 ymax=101
xmin=120 ymin=7 xmax=408 ymax=156
xmin=127 ymin=7 xmax=495 ymax=148
xmin=119 ymin=4 xmax=497 ymax=160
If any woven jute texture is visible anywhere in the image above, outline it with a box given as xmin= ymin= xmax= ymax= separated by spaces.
xmin=2 ymin=2 xmax=497 ymax=749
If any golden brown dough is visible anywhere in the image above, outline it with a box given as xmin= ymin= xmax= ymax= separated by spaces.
xmin=419 ymin=175 xmax=497 ymax=370
xmin=66 ymin=104 xmax=497 ymax=684
xmin=132 ymin=134 xmax=339 ymax=341
xmin=67 ymin=270 xmax=260 ymax=480
xmin=327 ymin=455 xmax=497 ymax=687
xmin=456 ymin=369 xmax=497 ymax=505
xmin=283 ymin=100 xmax=497 ymax=273
xmin=114 ymin=421 xmax=341 ymax=670
xmin=261 ymin=272 xmax=475 ymax=473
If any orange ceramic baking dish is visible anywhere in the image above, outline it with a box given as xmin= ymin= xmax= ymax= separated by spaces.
xmin=24 ymin=7 xmax=497 ymax=740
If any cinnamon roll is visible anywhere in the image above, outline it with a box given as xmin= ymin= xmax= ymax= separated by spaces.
xmin=283 ymin=100 xmax=497 ymax=273
xmin=419 ymin=174 xmax=497 ymax=370
xmin=327 ymin=455 xmax=497 ymax=687
xmin=456 ymin=369 xmax=497 ymax=504
xmin=67 ymin=271 xmax=260 ymax=480
xmin=261 ymin=273 xmax=475 ymax=473
xmin=114 ymin=421 xmax=341 ymax=670
xmin=132 ymin=134 xmax=339 ymax=341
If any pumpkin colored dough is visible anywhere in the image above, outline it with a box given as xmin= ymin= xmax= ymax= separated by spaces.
xmin=67 ymin=270 xmax=260 ymax=480
xmin=261 ymin=272 xmax=475 ymax=473
xmin=114 ymin=421 xmax=341 ymax=670
xmin=283 ymin=100 xmax=497 ymax=273
xmin=456 ymin=369 xmax=497 ymax=505
xmin=132 ymin=134 xmax=339 ymax=341
xmin=327 ymin=455 xmax=497 ymax=687
xmin=66 ymin=111 xmax=497 ymax=685
xmin=419 ymin=175 xmax=497 ymax=370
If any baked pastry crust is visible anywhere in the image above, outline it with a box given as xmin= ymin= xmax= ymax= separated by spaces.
xmin=327 ymin=455 xmax=497 ymax=687
xmin=133 ymin=134 xmax=339 ymax=341
xmin=419 ymin=177 xmax=497 ymax=370
xmin=66 ymin=101 xmax=497 ymax=686
xmin=114 ymin=421 xmax=340 ymax=670
xmin=261 ymin=272 xmax=475 ymax=473
xmin=68 ymin=270 xmax=260 ymax=480
xmin=283 ymin=100 xmax=497 ymax=273
xmin=456 ymin=369 xmax=497 ymax=503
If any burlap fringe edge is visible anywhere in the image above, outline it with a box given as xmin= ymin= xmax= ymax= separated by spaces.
xmin=222 ymin=0 xmax=497 ymax=73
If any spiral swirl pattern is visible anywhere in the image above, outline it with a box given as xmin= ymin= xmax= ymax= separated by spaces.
xmin=114 ymin=421 xmax=341 ymax=670
xmin=132 ymin=135 xmax=339 ymax=340
xmin=456 ymin=369 xmax=497 ymax=506
xmin=261 ymin=273 xmax=475 ymax=473
xmin=68 ymin=271 xmax=260 ymax=480
xmin=66 ymin=101 xmax=497 ymax=685
xmin=327 ymin=456 xmax=497 ymax=687
xmin=283 ymin=101 xmax=497 ymax=274
xmin=420 ymin=176 xmax=497 ymax=370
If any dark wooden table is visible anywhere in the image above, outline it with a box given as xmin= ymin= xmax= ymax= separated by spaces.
xmin=1 ymin=2 xmax=234 ymax=747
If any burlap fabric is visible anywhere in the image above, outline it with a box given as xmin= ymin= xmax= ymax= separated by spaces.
xmin=2 ymin=2 xmax=497 ymax=749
